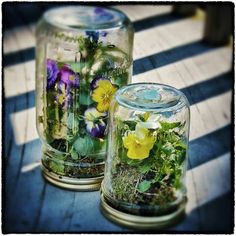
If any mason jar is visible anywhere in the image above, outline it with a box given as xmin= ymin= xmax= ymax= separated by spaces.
xmin=35 ymin=6 xmax=134 ymax=190
xmin=101 ymin=83 xmax=190 ymax=229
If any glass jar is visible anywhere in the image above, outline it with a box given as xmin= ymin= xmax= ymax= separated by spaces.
xmin=35 ymin=6 xmax=134 ymax=190
xmin=101 ymin=83 xmax=190 ymax=229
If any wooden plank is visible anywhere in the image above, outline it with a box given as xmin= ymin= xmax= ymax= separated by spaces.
xmin=114 ymin=5 xmax=172 ymax=22
xmin=133 ymin=16 xmax=204 ymax=60
xmin=68 ymin=192 xmax=128 ymax=232
xmin=3 ymin=7 xmax=45 ymax=233
xmin=3 ymin=7 xmax=28 ymax=205
xmin=190 ymin=92 xmax=231 ymax=140
xmin=10 ymin=107 xmax=38 ymax=145
xmin=3 ymin=31 xmax=19 ymax=158
xmin=35 ymin=186 xmax=75 ymax=233
xmin=173 ymin=153 xmax=231 ymax=231
xmin=3 ymin=25 xmax=35 ymax=54
xmin=5 ymin=140 xmax=46 ymax=232
xmin=4 ymin=61 xmax=35 ymax=98
xmin=133 ymin=46 xmax=232 ymax=86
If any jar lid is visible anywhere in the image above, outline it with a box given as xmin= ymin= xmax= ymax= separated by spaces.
xmin=44 ymin=6 xmax=128 ymax=31
xmin=115 ymin=83 xmax=189 ymax=111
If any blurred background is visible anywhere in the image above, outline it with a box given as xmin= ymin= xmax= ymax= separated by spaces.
xmin=2 ymin=2 xmax=234 ymax=233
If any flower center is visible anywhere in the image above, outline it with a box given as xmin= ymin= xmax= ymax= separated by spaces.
xmin=102 ymin=93 xmax=111 ymax=103
xmin=58 ymin=94 xmax=65 ymax=104
xmin=69 ymin=75 xmax=75 ymax=81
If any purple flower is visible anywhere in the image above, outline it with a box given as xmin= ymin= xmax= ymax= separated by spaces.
xmin=89 ymin=123 xmax=106 ymax=138
xmin=56 ymin=82 xmax=73 ymax=108
xmin=100 ymin=31 xmax=107 ymax=37
xmin=58 ymin=65 xmax=79 ymax=89
xmin=84 ymin=107 xmax=107 ymax=138
xmin=90 ymin=76 xmax=109 ymax=90
xmin=94 ymin=7 xmax=114 ymax=21
xmin=46 ymin=59 xmax=59 ymax=90
xmin=86 ymin=31 xmax=99 ymax=43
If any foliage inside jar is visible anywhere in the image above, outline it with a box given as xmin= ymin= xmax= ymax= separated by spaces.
xmin=110 ymin=112 xmax=187 ymax=214
xmin=38 ymin=31 xmax=131 ymax=178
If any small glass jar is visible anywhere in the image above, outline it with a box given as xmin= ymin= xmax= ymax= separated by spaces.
xmin=101 ymin=83 xmax=190 ymax=229
xmin=35 ymin=6 xmax=134 ymax=190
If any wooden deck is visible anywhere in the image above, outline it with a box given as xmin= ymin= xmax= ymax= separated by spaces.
xmin=3 ymin=3 xmax=233 ymax=233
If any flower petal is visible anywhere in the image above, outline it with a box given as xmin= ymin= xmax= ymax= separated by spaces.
xmin=84 ymin=107 xmax=107 ymax=138
xmin=90 ymin=76 xmax=108 ymax=90
xmin=91 ymin=80 xmax=117 ymax=112
xmin=46 ymin=59 xmax=59 ymax=90
xmin=59 ymin=65 xmax=80 ymax=88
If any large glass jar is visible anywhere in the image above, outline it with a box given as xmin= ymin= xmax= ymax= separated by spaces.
xmin=101 ymin=83 xmax=190 ymax=229
xmin=36 ymin=6 xmax=134 ymax=190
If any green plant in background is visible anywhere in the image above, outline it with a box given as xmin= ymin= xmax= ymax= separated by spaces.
xmin=38 ymin=31 xmax=131 ymax=178
xmin=111 ymin=112 xmax=187 ymax=208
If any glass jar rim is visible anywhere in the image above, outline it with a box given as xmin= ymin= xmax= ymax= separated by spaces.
xmin=43 ymin=5 xmax=130 ymax=31
xmin=115 ymin=82 xmax=189 ymax=112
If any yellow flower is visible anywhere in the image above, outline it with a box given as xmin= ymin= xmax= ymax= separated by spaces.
xmin=92 ymin=80 xmax=117 ymax=112
xmin=123 ymin=125 xmax=156 ymax=160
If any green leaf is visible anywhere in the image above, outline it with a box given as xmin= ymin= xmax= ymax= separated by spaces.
xmin=161 ymin=142 xmax=175 ymax=155
xmin=123 ymin=120 xmax=136 ymax=130
xmin=92 ymin=138 xmax=107 ymax=153
xmin=79 ymin=92 xmax=94 ymax=106
xmin=138 ymin=180 xmax=151 ymax=193
xmin=138 ymin=164 xmax=152 ymax=174
xmin=160 ymin=121 xmax=181 ymax=131
xmin=174 ymin=142 xmax=187 ymax=150
xmin=73 ymin=135 xmax=93 ymax=156
xmin=67 ymin=113 xmax=79 ymax=130
xmin=71 ymin=147 xmax=79 ymax=160
xmin=49 ymin=161 xmax=64 ymax=174
xmin=126 ymin=158 xmax=140 ymax=166
xmin=70 ymin=62 xmax=86 ymax=73
xmin=138 ymin=158 xmax=153 ymax=173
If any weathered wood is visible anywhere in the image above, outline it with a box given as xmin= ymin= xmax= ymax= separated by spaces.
xmin=3 ymin=3 xmax=233 ymax=233
xmin=3 ymin=6 xmax=28 ymax=199
xmin=3 ymin=7 xmax=45 ymax=233
xmin=35 ymin=186 xmax=75 ymax=232
xmin=114 ymin=5 xmax=172 ymax=22
xmin=133 ymin=16 xmax=204 ymax=60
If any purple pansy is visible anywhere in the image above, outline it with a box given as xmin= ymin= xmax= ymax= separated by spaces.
xmin=56 ymin=90 xmax=73 ymax=109
xmin=55 ymin=82 xmax=73 ymax=108
xmin=86 ymin=31 xmax=99 ymax=43
xmin=46 ymin=59 xmax=59 ymax=90
xmin=84 ymin=107 xmax=107 ymax=138
xmin=90 ymin=76 xmax=109 ymax=90
xmin=59 ymin=65 xmax=80 ymax=89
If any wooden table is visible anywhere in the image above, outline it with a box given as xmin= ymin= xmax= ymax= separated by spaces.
xmin=3 ymin=3 xmax=233 ymax=233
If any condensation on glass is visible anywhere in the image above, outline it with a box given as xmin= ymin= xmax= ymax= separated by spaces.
xmin=35 ymin=6 xmax=134 ymax=190
xmin=101 ymin=83 xmax=190 ymax=229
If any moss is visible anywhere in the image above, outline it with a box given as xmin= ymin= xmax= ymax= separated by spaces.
xmin=111 ymin=164 xmax=141 ymax=204
xmin=111 ymin=164 xmax=177 ymax=207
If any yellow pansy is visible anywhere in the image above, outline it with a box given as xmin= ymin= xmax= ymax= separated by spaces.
xmin=92 ymin=80 xmax=117 ymax=112
xmin=123 ymin=125 xmax=156 ymax=160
